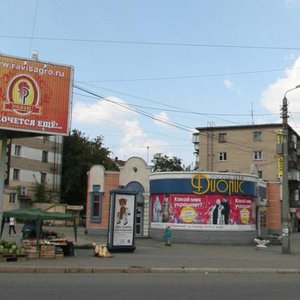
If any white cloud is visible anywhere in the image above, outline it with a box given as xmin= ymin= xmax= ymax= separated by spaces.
xmin=261 ymin=57 xmax=300 ymax=117
xmin=284 ymin=0 xmax=299 ymax=7
xmin=72 ymin=96 xmax=172 ymax=162
xmin=223 ymin=79 xmax=243 ymax=98
xmin=153 ymin=111 xmax=171 ymax=128
xmin=224 ymin=79 xmax=233 ymax=90
xmin=284 ymin=53 xmax=297 ymax=62
xmin=72 ymin=96 xmax=134 ymax=126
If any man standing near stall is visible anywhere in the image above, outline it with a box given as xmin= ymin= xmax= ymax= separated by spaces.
xmin=9 ymin=217 xmax=16 ymax=235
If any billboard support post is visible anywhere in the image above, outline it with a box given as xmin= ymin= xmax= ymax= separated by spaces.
xmin=0 ymin=136 xmax=7 ymax=218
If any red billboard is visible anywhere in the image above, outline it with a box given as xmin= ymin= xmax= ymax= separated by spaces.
xmin=0 ymin=54 xmax=74 ymax=135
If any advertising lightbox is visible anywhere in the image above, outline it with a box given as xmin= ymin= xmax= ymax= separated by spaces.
xmin=0 ymin=54 xmax=74 ymax=135
xmin=107 ymin=188 xmax=137 ymax=252
xmin=151 ymin=193 xmax=255 ymax=230
xmin=150 ymin=172 xmax=258 ymax=231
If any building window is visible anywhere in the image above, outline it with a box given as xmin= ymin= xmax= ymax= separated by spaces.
xmin=253 ymin=131 xmax=262 ymax=141
xmin=42 ymin=151 xmax=48 ymax=162
xmin=13 ymin=168 xmax=20 ymax=180
xmin=43 ymin=136 xmax=50 ymax=142
xmin=41 ymin=172 xmax=47 ymax=184
xmin=219 ymin=133 xmax=227 ymax=143
xmin=219 ymin=152 xmax=227 ymax=161
xmin=14 ymin=145 xmax=21 ymax=156
xmin=9 ymin=193 xmax=17 ymax=204
xmin=90 ymin=192 xmax=102 ymax=223
xmin=253 ymin=151 xmax=263 ymax=160
xmin=258 ymin=171 xmax=263 ymax=178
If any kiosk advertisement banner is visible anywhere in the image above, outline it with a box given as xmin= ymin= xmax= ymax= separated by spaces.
xmin=151 ymin=193 xmax=255 ymax=230
xmin=113 ymin=194 xmax=135 ymax=246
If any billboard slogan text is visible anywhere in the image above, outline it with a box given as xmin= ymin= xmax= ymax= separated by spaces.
xmin=0 ymin=116 xmax=61 ymax=130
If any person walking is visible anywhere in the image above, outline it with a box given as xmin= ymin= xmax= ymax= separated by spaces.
xmin=9 ymin=217 xmax=16 ymax=235
xmin=164 ymin=225 xmax=172 ymax=246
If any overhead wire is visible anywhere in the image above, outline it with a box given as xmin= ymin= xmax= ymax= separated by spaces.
xmin=21 ymin=31 xmax=289 ymax=157
xmin=73 ymin=84 xmax=283 ymax=157
xmin=75 ymin=83 xmax=277 ymax=117
xmin=78 ymin=67 xmax=299 ymax=83
xmin=2 ymin=34 xmax=300 ymax=51
xmin=73 ymin=82 xmax=286 ymax=140
xmin=74 ymin=82 xmax=278 ymax=127
xmin=17 ymin=6 xmax=296 ymax=163
xmin=4 ymin=30 xmax=295 ymax=125
xmin=72 ymin=91 xmax=194 ymax=144
xmin=73 ymin=84 xmax=195 ymax=132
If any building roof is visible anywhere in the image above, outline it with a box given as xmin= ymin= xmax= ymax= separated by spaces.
xmin=196 ymin=123 xmax=282 ymax=131
xmin=195 ymin=123 xmax=299 ymax=137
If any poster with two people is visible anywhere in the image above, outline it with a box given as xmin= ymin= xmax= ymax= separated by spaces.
xmin=152 ymin=193 xmax=254 ymax=229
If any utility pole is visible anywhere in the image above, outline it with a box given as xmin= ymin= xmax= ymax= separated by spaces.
xmin=147 ymin=146 xmax=149 ymax=165
xmin=281 ymin=85 xmax=300 ymax=254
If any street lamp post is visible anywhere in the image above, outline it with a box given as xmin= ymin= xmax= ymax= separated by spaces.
xmin=147 ymin=146 xmax=149 ymax=165
xmin=281 ymin=85 xmax=300 ymax=254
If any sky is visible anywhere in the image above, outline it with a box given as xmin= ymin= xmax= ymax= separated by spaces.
xmin=1 ymin=0 xmax=300 ymax=167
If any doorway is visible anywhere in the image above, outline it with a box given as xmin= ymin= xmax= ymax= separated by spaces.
xmin=126 ymin=181 xmax=145 ymax=236
xmin=136 ymin=205 xmax=143 ymax=235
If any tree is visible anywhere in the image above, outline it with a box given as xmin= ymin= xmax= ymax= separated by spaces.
xmin=33 ymin=182 xmax=60 ymax=203
xmin=151 ymin=153 xmax=184 ymax=172
xmin=34 ymin=182 xmax=48 ymax=203
xmin=61 ymin=129 xmax=118 ymax=206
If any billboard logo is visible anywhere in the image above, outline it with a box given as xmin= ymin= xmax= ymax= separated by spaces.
xmin=191 ymin=173 xmax=245 ymax=195
xmin=5 ymin=74 xmax=40 ymax=115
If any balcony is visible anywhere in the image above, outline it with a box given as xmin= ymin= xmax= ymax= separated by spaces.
xmin=192 ymin=133 xmax=199 ymax=144
xmin=288 ymin=169 xmax=300 ymax=182
xmin=288 ymin=160 xmax=298 ymax=169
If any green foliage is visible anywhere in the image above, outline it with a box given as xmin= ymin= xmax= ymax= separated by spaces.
xmin=33 ymin=182 xmax=59 ymax=203
xmin=151 ymin=153 xmax=184 ymax=172
xmin=61 ymin=129 xmax=119 ymax=205
xmin=34 ymin=182 xmax=48 ymax=203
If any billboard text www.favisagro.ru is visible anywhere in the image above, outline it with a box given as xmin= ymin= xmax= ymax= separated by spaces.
xmin=0 ymin=60 xmax=66 ymax=77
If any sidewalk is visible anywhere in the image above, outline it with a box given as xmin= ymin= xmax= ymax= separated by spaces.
xmin=1 ymin=224 xmax=300 ymax=273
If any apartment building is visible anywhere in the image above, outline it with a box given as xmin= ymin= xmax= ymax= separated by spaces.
xmin=4 ymin=135 xmax=63 ymax=211
xmin=192 ymin=123 xmax=300 ymax=233
xmin=193 ymin=123 xmax=300 ymax=180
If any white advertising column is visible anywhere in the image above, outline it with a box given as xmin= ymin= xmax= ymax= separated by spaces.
xmin=107 ymin=187 xmax=137 ymax=252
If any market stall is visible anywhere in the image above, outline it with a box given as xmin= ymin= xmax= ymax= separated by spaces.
xmin=0 ymin=208 xmax=77 ymax=259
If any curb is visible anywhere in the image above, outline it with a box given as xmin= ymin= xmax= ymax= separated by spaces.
xmin=0 ymin=266 xmax=300 ymax=274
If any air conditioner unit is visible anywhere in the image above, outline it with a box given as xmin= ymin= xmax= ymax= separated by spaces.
xmin=19 ymin=185 xmax=28 ymax=196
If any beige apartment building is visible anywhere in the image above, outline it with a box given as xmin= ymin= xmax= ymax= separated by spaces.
xmin=193 ymin=123 xmax=300 ymax=233
xmin=4 ymin=135 xmax=63 ymax=211
xmin=193 ymin=123 xmax=299 ymax=181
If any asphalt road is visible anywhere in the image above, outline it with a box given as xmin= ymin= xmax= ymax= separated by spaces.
xmin=1 ymin=273 xmax=300 ymax=300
